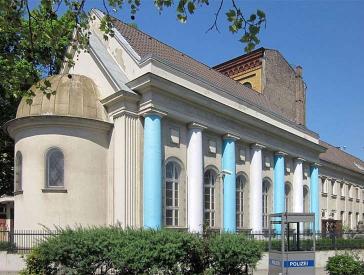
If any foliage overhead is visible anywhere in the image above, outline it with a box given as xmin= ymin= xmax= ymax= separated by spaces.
xmin=22 ymin=227 xmax=263 ymax=274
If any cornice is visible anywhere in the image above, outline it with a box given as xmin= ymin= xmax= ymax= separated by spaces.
xmin=320 ymin=159 xmax=364 ymax=182
xmin=3 ymin=116 xmax=113 ymax=139
xmin=127 ymin=72 xmax=326 ymax=156
xmin=251 ymin=143 xmax=265 ymax=150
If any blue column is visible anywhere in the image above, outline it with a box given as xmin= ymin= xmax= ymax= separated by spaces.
xmin=222 ymin=137 xmax=236 ymax=232
xmin=274 ymin=153 xmax=285 ymax=233
xmin=310 ymin=165 xmax=320 ymax=232
xmin=274 ymin=153 xmax=285 ymax=214
xmin=143 ymin=114 xmax=162 ymax=229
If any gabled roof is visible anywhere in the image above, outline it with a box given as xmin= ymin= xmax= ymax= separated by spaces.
xmin=320 ymin=140 xmax=364 ymax=176
xmin=109 ymin=16 xmax=310 ymax=130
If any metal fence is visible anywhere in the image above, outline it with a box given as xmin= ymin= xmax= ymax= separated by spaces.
xmin=0 ymin=229 xmax=363 ymax=254
xmin=0 ymin=230 xmax=59 ymax=253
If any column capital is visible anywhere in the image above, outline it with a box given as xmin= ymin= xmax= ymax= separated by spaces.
xmin=310 ymin=162 xmax=321 ymax=168
xmin=223 ymin=133 xmax=240 ymax=141
xmin=140 ymin=107 xmax=167 ymax=118
xmin=251 ymin=143 xmax=265 ymax=150
xmin=274 ymin=151 xmax=287 ymax=157
xmin=188 ymin=122 xmax=207 ymax=130
xmin=294 ymin=157 xmax=305 ymax=163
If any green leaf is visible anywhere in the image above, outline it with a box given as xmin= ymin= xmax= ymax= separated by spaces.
xmin=187 ymin=1 xmax=195 ymax=14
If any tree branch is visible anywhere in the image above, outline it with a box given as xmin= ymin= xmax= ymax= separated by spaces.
xmin=206 ymin=0 xmax=224 ymax=33
xmin=25 ymin=0 xmax=35 ymax=61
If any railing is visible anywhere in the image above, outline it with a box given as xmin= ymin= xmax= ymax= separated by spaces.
xmin=0 ymin=230 xmax=59 ymax=253
xmin=0 ymin=229 xmax=363 ymax=254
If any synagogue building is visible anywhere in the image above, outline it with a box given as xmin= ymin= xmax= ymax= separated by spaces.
xmin=2 ymin=9 xmax=364 ymax=234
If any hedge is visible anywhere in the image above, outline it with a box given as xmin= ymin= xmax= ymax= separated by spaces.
xmin=22 ymin=227 xmax=263 ymax=274
xmin=326 ymin=252 xmax=364 ymax=275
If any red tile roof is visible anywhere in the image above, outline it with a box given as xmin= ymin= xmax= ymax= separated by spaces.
xmin=320 ymin=140 xmax=364 ymax=176
xmin=111 ymin=17 xmax=303 ymax=126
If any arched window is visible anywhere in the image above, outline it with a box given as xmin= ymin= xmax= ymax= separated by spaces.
xmin=46 ymin=148 xmax=64 ymax=187
xmin=242 ymin=82 xmax=253 ymax=89
xmin=284 ymin=182 xmax=292 ymax=212
xmin=303 ymin=185 xmax=309 ymax=213
xmin=204 ymin=169 xmax=217 ymax=227
xmin=262 ymin=179 xmax=270 ymax=229
xmin=164 ymin=161 xmax=181 ymax=226
xmin=15 ymin=151 xmax=23 ymax=192
xmin=236 ymin=174 xmax=246 ymax=229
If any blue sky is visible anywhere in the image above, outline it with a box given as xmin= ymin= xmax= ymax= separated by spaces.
xmin=39 ymin=1 xmax=364 ymax=159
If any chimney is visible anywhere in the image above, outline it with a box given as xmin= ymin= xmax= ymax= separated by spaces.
xmin=295 ymin=65 xmax=306 ymax=126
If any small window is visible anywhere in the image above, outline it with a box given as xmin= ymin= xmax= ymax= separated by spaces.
xmin=46 ymin=148 xmax=64 ymax=188
xmin=204 ymin=169 xmax=217 ymax=228
xmin=15 ymin=151 xmax=23 ymax=192
xmin=262 ymin=179 xmax=270 ymax=229
xmin=164 ymin=161 xmax=181 ymax=227
xmin=303 ymin=186 xmax=309 ymax=213
xmin=340 ymin=183 xmax=345 ymax=197
xmin=242 ymin=82 xmax=252 ymax=89
xmin=331 ymin=180 xmax=336 ymax=196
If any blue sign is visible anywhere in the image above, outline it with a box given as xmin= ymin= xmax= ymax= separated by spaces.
xmin=284 ymin=260 xmax=315 ymax=268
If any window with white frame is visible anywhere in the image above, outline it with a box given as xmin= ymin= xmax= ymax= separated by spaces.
xmin=340 ymin=211 xmax=345 ymax=223
xmin=356 ymin=213 xmax=359 ymax=228
xmin=349 ymin=212 xmax=353 ymax=229
xmin=262 ymin=179 xmax=270 ymax=229
xmin=340 ymin=183 xmax=345 ymax=197
xmin=164 ymin=161 xmax=181 ymax=226
xmin=356 ymin=188 xmax=360 ymax=201
xmin=321 ymin=177 xmax=327 ymax=194
xmin=236 ymin=174 xmax=246 ymax=229
xmin=15 ymin=151 xmax=23 ymax=192
xmin=46 ymin=148 xmax=64 ymax=188
xmin=204 ymin=169 xmax=217 ymax=228
xmin=331 ymin=180 xmax=337 ymax=196
xmin=348 ymin=185 xmax=353 ymax=199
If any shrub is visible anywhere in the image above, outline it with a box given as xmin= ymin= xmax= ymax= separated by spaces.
xmin=326 ymin=252 xmax=364 ymax=275
xmin=0 ymin=241 xmax=16 ymax=251
xmin=206 ymin=233 xmax=263 ymax=274
xmin=22 ymin=227 xmax=263 ymax=274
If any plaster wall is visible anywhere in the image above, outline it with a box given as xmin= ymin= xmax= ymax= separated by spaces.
xmin=13 ymin=124 xmax=110 ymax=230
xmin=69 ymin=50 xmax=115 ymax=100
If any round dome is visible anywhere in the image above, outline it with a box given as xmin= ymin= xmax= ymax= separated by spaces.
xmin=16 ymin=74 xmax=108 ymax=122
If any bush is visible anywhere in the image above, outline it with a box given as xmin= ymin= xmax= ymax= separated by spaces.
xmin=206 ymin=233 xmax=263 ymax=274
xmin=326 ymin=252 xmax=364 ymax=275
xmin=0 ymin=241 xmax=16 ymax=251
xmin=22 ymin=227 xmax=263 ymax=275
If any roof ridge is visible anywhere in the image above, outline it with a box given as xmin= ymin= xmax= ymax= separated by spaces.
xmin=109 ymin=15 xmax=213 ymax=70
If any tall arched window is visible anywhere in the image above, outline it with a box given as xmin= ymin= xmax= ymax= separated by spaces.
xmin=236 ymin=174 xmax=246 ymax=229
xmin=204 ymin=169 xmax=217 ymax=227
xmin=262 ymin=179 xmax=270 ymax=229
xmin=164 ymin=161 xmax=181 ymax=226
xmin=303 ymin=185 xmax=309 ymax=213
xmin=284 ymin=182 xmax=292 ymax=212
xmin=46 ymin=148 xmax=64 ymax=187
xmin=15 ymin=151 xmax=23 ymax=192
